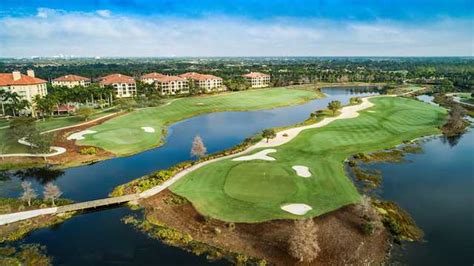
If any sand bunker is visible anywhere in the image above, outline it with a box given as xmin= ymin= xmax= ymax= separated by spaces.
xmin=67 ymin=130 xmax=97 ymax=140
xmin=196 ymin=102 xmax=205 ymax=106
xmin=292 ymin=165 xmax=311 ymax=178
xmin=141 ymin=127 xmax=155 ymax=133
xmin=232 ymin=149 xmax=276 ymax=161
xmin=281 ymin=203 xmax=313 ymax=215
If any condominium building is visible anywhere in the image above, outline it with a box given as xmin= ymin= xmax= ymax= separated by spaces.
xmin=242 ymin=72 xmax=271 ymax=88
xmin=140 ymin=72 xmax=189 ymax=95
xmin=0 ymin=70 xmax=47 ymax=104
xmin=52 ymin=74 xmax=91 ymax=88
xmin=179 ymin=72 xmax=225 ymax=93
xmin=99 ymin=73 xmax=136 ymax=98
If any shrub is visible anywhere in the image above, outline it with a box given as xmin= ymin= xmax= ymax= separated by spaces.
xmin=362 ymin=221 xmax=375 ymax=235
xmin=79 ymin=147 xmax=97 ymax=155
xmin=227 ymin=222 xmax=236 ymax=231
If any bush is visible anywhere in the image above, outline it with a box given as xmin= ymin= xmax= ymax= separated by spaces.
xmin=79 ymin=147 xmax=97 ymax=155
xmin=362 ymin=221 xmax=375 ymax=235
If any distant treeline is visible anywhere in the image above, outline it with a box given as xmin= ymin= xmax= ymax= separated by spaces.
xmin=0 ymin=57 xmax=472 ymax=91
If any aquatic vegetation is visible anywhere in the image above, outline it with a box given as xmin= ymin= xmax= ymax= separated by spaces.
xmin=0 ymin=244 xmax=52 ymax=265
xmin=122 ymin=215 xmax=267 ymax=265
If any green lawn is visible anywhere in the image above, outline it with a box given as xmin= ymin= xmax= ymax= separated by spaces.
xmin=0 ymin=108 xmax=117 ymax=154
xmin=170 ymin=97 xmax=447 ymax=223
xmin=78 ymin=87 xmax=321 ymax=155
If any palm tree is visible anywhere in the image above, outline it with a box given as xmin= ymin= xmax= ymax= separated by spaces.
xmin=3 ymin=91 xmax=21 ymax=116
xmin=0 ymin=90 xmax=6 ymax=116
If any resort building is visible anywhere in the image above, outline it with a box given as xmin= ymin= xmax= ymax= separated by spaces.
xmin=99 ymin=73 xmax=136 ymax=98
xmin=52 ymin=74 xmax=91 ymax=88
xmin=0 ymin=70 xmax=48 ymax=104
xmin=140 ymin=72 xmax=189 ymax=95
xmin=179 ymin=72 xmax=225 ymax=93
xmin=242 ymin=72 xmax=271 ymax=88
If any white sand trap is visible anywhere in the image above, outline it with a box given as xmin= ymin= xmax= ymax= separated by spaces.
xmin=232 ymin=149 xmax=276 ymax=161
xmin=196 ymin=102 xmax=205 ymax=106
xmin=141 ymin=127 xmax=155 ymax=133
xmin=292 ymin=165 xmax=311 ymax=178
xmin=281 ymin=203 xmax=313 ymax=215
xmin=67 ymin=130 xmax=96 ymax=140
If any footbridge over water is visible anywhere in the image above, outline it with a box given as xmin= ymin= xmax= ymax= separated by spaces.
xmin=0 ymin=194 xmax=140 ymax=226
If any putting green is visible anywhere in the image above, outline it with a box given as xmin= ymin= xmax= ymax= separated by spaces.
xmin=224 ymin=163 xmax=296 ymax=203
xmin=170 ymin=97 xmax=447 ymax=222
xmin=78 ymin=86 xmax=321 ymax=155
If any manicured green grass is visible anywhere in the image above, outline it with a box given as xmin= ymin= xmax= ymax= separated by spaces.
xmin=0 ymin=108 xmax=117 ymax=154
xmin=78 ymin=87 xmax=321 ymax=155
xmin=170 ymin=97 xmax=447 ymax=223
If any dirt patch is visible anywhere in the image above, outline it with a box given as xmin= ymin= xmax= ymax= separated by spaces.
xmin=139 ymin=190 xmax=390 ymax=265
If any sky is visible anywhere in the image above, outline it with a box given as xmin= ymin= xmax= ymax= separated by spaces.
xmin=0 ymin=0 xmax=472 ymax=57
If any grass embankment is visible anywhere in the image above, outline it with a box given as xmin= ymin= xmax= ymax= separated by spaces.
xmin=0 ymin=108 xmax=117 ymax=154
xmin=170 ymin=97 xmax=447 ymax=223
xmin=79 ymin=86 xmax=322 ymax=155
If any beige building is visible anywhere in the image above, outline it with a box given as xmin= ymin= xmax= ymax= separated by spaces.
xmin=52 ymin=74 xmax=91 ymax=88
xmin=0 ymin=70 xmax=48 ymax=105
xmin=99 ymin=73 xmax=136 ymax=98
xmin=179 ymin=72 xmax=225 ymax=93
xmin=242 ymin=72 xmax=271 ymax=88
xmin=141 ymin=72 xmax=189 ymax=95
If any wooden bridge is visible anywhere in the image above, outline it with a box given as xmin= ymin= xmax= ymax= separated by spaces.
xmin=56 ymin=194 xmax=140 ymax=213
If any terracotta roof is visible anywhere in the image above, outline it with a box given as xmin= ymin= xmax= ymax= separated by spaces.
xmin=242 ymin=72 xmax=270 ymax=78
xmin=179 ymin=72 xmax=222 ymax=81
xmin=0 ymin=73 xmax=47 ymax=86
xmin=155 ymin=75 xmax=187 ymax=83
xmin=53 ymin=74 xmax=89 ymax=82
xmin=56 ymin=104 xmax=76 ymax=112
xmin=99 ymin=74 xmax=135 ymax=85
xmin=141 ymin=72 xmax=167 ymax=79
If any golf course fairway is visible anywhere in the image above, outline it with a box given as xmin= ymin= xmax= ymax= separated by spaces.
xmin=170 ymin=97 xmax=447 ymax=222
xmin=78 ymin=86 xmax=320 ymax=155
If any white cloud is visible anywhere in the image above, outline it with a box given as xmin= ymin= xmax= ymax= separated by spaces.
xmin=36 ymin=8 xmax=58 ymax=19
xmin=96 ymin=10 xmax=111 ymax=18
xmin=0 ymin=9 xmax=472 ymax=57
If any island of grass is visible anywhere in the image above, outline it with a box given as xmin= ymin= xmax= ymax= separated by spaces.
xmin=78 ymin=86 xmax=322 ymax=155
xmin=170 ymin=96 xmax=447 ymax=222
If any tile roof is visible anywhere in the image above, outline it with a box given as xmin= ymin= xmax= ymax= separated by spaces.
xmin=53 ymin=74 xmax=89 ymax=82
xmin=99 ymin=74 xmax=135 ymax=85
xmin=0 ymin=73 xmax=47 ymax=86
xmin=141 ymin=72 xmax=167 ymax=79
xmin=179 ymin=72 xmax=222 ymax=81
xmin=242 ymin=72 xmax=270 ymax=78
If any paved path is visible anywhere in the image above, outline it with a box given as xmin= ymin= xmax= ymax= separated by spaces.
xmin=0 ymin=112 xmax=118 ymax=158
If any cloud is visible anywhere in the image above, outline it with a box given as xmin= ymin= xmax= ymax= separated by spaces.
xmin=96 ymin=10 xmax=112 ymax=18
xmin=0 ymin=9 xmax=472 ymax=57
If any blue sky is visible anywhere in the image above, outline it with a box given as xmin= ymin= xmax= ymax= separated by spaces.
xmin=0 ymin=0 xmax=472 ymax=56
